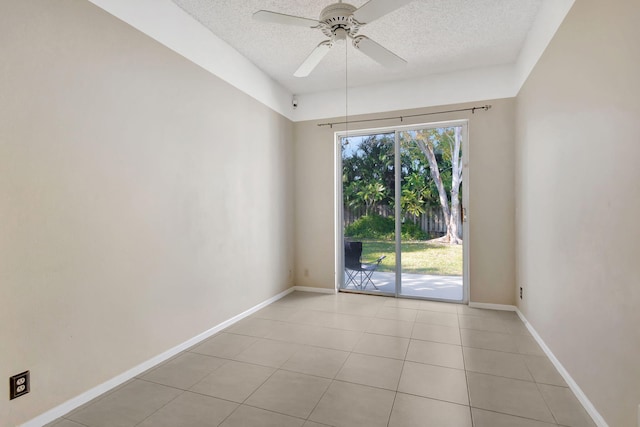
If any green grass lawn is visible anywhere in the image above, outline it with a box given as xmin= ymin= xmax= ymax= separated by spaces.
xmin=358 ymin=239 xmax=462 ymax=276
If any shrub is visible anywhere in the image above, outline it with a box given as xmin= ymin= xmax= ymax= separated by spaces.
xmin=345 ymin=214 xmax=428 ymax=240
xmin=401 ymin=221 xmax=428 ymax=241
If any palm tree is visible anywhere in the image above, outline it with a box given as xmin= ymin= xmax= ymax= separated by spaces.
xmin=357 ymin=181 xmax=387 ymax=215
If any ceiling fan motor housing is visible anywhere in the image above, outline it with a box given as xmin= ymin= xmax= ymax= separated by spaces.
xmin=318 ymin=2 xmax=361 ymax=39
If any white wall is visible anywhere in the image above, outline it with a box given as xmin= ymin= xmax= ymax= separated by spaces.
xmin=293 ymin=99 xmax=516 ymax=305
xmin=515 ymin=0 xmax=640 ymax=425
xmin=87 ymin=0 xmax=294 ymax=120
xmin=0 ymin=2 xmax=294 ymax=425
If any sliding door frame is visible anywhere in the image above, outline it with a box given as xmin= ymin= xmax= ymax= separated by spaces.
xmin=334 ymin=119 xmax=469 ymax=303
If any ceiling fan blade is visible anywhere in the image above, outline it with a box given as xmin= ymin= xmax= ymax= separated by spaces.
xmin=294 ymin=41 xmax=332 ymax=77
xmin=353 ymin=36 xmax=407 ymax=69
xmin=352 ymin=0 xmax=414 ymax=24
xmin=253 ymin=10 xmax=318 ymax=27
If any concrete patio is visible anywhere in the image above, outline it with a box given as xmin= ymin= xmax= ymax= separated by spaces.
xmin=342 ymin=271 xmax=463 ymax=301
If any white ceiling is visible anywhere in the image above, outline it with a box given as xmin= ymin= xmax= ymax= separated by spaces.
xmin=88 ymin=0 xmax=574 ymax=120
xmin=171 ymin=0 xmax=543 ymax=95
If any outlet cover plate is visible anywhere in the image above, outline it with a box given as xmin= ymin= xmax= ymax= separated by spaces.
xmin=9 ymin=371 xmax=30 ymax=400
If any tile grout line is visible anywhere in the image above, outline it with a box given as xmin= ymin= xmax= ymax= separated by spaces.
xmin=534 ymin=380 xmax=561 ymax=425
xmin=458 ymin=312 xmax=564 ymax=426
xmin=131 ymin=384 xmax=187 ymax=427
xmin=303 ymin=328 xmax=361 ymax=426
xmin=459 ymin=317 xmax=475 ymax=427
xmin=387 ymin=335 xmax=410 ymax=427
xmin=135 ymin=353 xmax=262 ymax=424
xmin=218 ymin=403 xmax=308 ymax=426
xmin=472 ymin=407 xmax=562 ymax=426
xmin=59 ymin=418 xmax=91 ymax=427
xmin=386 ymin=390 xmax=399 ymax=427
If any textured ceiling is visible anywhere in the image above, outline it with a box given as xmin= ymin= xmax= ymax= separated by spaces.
xmin=172 ymin=0 xmax=543 ymax=95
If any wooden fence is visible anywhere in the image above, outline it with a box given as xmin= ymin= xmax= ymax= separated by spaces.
xmin=344 ymin=205 xmax=462 ymax=238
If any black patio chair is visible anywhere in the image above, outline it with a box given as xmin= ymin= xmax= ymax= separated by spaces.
xmin=344 ymin=241 xmax=386 ymax=290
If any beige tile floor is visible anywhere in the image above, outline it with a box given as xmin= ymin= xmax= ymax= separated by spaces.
xmin=48 ymin=291 xmax=596 ymax=427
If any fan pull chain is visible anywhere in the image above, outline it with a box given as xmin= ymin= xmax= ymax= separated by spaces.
xmin=345 ymin=36 xmax=348 ymax=144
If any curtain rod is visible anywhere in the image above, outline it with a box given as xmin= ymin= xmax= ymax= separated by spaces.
xmin=317 ymin=104 xmax=492 ymax=128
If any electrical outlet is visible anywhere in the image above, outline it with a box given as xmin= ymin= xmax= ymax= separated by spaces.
xmin=520 ymin=287 xmax=523 ymax=299
xmin=9 ymin=371 xmax=29 ymax=400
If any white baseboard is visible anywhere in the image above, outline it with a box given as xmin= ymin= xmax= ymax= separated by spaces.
xmin=515 ymin=308 xmax=608 ymax=427
xmin=469 ymin=302 xmax=516 ymax=311
xmin=22 ymin=287 xmax=296 ymax=427
xmin=292 ymin=285 xmax=336 ymax=294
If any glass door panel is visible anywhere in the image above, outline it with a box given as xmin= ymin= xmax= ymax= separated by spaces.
xmin=398 ymin=127 xmax=464 ymax=301
xmin=340 ymin=133 xmax=396 ymax=294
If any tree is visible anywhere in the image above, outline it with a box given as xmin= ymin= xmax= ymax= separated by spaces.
xmin=358 ymin=181 xmax=388 ymax=215
xmin=342 ymin=135 xmax=395 ymax=214
xmin=448 ymin=127 xmax=463 ymax=244
xmin=342 ymin=128 xmax=463 ymax=244
xmin=413 ymin=128 xmax=463 ymax=244
xmin=401 ymin=172 xmax=428 ymax=221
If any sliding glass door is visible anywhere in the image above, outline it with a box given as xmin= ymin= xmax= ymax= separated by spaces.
xmin=338 ymin=122 xmax=467 ymax=302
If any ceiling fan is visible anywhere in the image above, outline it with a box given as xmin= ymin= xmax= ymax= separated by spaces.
xmin=253 ymin=0 xmax=413 ymax=77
